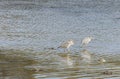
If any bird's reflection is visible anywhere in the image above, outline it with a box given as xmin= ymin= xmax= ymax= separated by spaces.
xmin=61 ymin=49 xmax=92 ymax=67
xmin=60 ymin=53 xmax=73 ymax=67
xmin=79 ymin=49 xmax=106 ymax=65
xmin=66 ymin=54 xmax=73 ymax=66
xmin=80 ymin=49 xmax=92 ymax=64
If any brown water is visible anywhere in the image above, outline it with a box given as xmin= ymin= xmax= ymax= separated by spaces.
xmin=0 ymin=49 xmax=120 ymax=79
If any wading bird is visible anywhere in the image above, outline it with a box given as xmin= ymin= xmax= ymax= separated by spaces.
xmin=81 ymin=36 xmax=93 ymax=47
xmin=58 ymin=39 xmax=74 ymax=52
xmin=98 ymin=58 xmax=106 ymax=64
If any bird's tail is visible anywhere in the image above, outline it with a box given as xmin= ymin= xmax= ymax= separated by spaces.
xmin=44 ymin=47 xmax=56 ymax=50
xmin=57 ymin=46 xmax=61 ymax=49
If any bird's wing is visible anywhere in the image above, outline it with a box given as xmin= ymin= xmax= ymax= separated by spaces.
xmin=60 ymin=41 xmax=69 ymax=48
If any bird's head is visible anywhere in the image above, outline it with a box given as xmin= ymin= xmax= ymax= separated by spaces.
xmin=68 ymin=39 xmax=74 ymax=45
xmin=89 ymin=36 xmax=94 ymax=40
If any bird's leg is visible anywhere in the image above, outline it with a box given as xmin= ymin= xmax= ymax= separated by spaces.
xmin=85 ymin=44 xmax=88 ymax=48
xmin=81 ymin=43 xmax=85 ymax=48
xmin=67 ymin=48 xmax=71 ymax=53
xmin=64 ymin=48 xmax=67 ymax=53
xmin=81 ymin=44 xmax=83 ymax=48
xmin=82 ymin=44 xmax=87 ymax=48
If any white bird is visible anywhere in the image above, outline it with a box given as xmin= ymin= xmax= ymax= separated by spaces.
xmin=58 ymin=39 xmax=74 ymax=52
xmin=98 ymin=58 xmax=106 ymax=63
xmin=81 ymin=36 xmax=93 ymax=47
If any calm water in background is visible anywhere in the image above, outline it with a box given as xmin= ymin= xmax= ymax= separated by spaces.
xmin=0 ymin=0 xmax=120 ymax=79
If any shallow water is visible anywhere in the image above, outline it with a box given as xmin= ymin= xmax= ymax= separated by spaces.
xmin=0 ymin=49 xmax=120 ymax=79
xmin=0 ymin=0 xmax=120 ymax=79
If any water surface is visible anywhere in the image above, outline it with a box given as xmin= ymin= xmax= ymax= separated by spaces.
xmin=0 ymin=0 xmax=120 ymax=79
